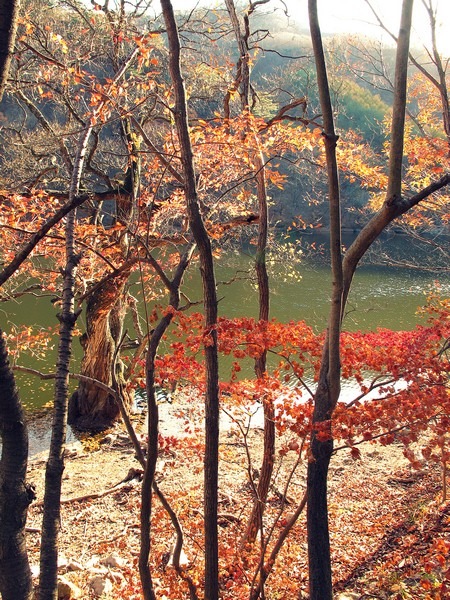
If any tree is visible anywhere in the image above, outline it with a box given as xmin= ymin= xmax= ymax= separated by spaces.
xmin=0 ymin=0 xmax=19 ymax=102
xmin=161 ymin=2 xmax=221 ymax=597
xmin=138 ymin=245 xmax=195 ymax=600
xmin=0 ymin=0 xmax=34 ymax=597
xmin=306 ymin=2 xmax=343 ymax=596
xmin=66 ymin=0 xmax=145 ymax=430
xmin=334 ymin=0 xmax=450 ymax=271
xmin=306 ymin=0 xmax=449 ymax=598
xmin=0 ymin=334 xmax=34 ymax=600
xmin=0 ymin=0 xmax=152 ymax=430
xmin=1 ymin=0 xmax=274 ymax=431
xmin=224 ymin=0 xmax=273 ymax=552
xmin=37 ymin=117 xmax=93 ymax=598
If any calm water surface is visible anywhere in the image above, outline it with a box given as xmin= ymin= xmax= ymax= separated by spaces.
xmin=4 ymin=237 xmax=449 ymax=412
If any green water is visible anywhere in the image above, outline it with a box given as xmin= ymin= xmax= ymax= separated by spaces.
xmin=200 ymin=255 xmax=439 ymax=332
xmin=2 ymin=239 xmax=448 ymax=411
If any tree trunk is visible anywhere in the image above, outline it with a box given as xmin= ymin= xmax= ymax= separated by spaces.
xmin=38 ymin=227 xmax=80 ymax=600
xmin=0 ymin=2 xmax=33 ymax=596
xmin=68 ymin=271 xmax=132 ymax=431
xmin=242 ymin=149 xmax=273 ymax=547
xmin=306 ymin=366 xmax=334 ymax=600
xmin=68 ymin=52 xmax=140 ymax=432
xmin=307 ymin=1 xmax=343 ymax=597
xmin=224 ymin=0 xmax=274 ymax=550
xmin=0 ymin=331 xmax=33 ymax=600
xmin=0 ymin=0 xmax=20 ymax=102
xmin=305 ymin=2 xmax=415 ymax=599
xmin=38 ymin=112 xmax=93 ymax=600
xmin=139 ymin=248 xmax=194 ymax=600
xmin=161 ymin=2 xmax=220 ymax=598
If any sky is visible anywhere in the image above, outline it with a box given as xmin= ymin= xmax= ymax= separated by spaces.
xmin=170 ymin=0 xmax=450 ymax=56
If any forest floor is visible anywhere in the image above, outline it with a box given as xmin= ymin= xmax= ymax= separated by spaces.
xmin=26 ymin=396 xmax=450 ymax=600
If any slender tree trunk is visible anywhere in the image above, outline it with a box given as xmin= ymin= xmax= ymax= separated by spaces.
xmin=342 ymin=0 xmax=415 ymax=304
xmin=224 ymin=0 xmax=274 ymax=549
xmin=306 ymin=360 xmax=334 ymax=600
xmin=307 ymin=1 xmax=343 ymax=598
xmin=306 ymin=2 xmax=415 ymax=599
xmin=161 ymin=3 xmax=220 ymax=598
xmin=0 ymin=3 xmax=33 ymax=597
xmin=0 ymin=331 xmax=33 ymax=600
xmin=242 ymin=149 xmax=273 ymax=547
xmin=0 ymin=0 xmax=20 ymax=102
xmin=37 ymin=121 xmax=91 ymax=600
xmin=139 ymin=248 xmax=194 ymax=600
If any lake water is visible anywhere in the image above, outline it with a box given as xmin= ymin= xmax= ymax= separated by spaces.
xmin=3 ymin=233 xmax=449 ymax=412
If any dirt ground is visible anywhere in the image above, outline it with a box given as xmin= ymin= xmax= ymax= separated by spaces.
xmin=25 ymin=400 xmax=450 ymax=600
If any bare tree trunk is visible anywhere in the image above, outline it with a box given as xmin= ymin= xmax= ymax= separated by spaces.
xmin=306 ymin=2 xmax=415 ymax=599
xmin=0 ymin=0 xmax=20 ymax=101
xmin=0 ymin=331 xmax=33 ymax=600
xmin=224 ymin=0 xmax=273 ymax=550
xmin=244 ymin=151 xmax=273 ymax=547
xmin=307 ymin=0 xmax=343 ymax=597
xmin=342 ymin=0 xmax=415 ymax=305
xmin=0 ymin=3 xmax=33 ymax=597
xmin=139 ymin=248 xmax=194 ymax=600
xmin=161 ymin=2 xmax=220 ymax=598
xmin=37 ymin=122 xmax=91 ymax=600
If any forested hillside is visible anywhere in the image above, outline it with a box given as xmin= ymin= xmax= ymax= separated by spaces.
xmin=0 ymin=1 xmax=396 ymax=230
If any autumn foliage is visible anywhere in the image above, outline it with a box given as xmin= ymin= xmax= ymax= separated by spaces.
xmin=1 ymin=0 xmax=450 ymax=598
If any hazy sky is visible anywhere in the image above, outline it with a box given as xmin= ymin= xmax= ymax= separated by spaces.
xmin=169 ymin=0 xmax=450 ymax=56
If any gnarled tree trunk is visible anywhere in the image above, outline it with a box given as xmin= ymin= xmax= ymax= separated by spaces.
xmin=68 ymin=269 xmax=132 ymax=430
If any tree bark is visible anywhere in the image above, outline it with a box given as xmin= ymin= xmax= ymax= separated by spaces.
xmin=0 ymin=0 xmax=20 ymax=102
xmin=139 ymin=247 xmax=194 ymax=600
xmin=67 ymin=54 xmax=140 ymax=431
xmin=0 ymin=3 xmax=33 ymax=597
xmin=0 ymin=331 xmax=33 ymax=600
xmin=161 ymin=2 xmax=220 ymax=598
xmin=224 ymin=0 xmax=274 ymax=550
xmin=243 ymin=148 xmax=273 ymax=548
xmin=68 ymin=270 xmax=132 ymax=431
xmin=38 ymin=116 xmax=92 ymax=600
xmin=307 ymin=0 xmax=343 ymax=598
xmin=306 ymin=2 xmax=415 ymax=599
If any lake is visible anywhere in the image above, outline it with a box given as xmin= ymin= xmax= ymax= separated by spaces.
xmin=3 ymin=232 xmax=449 ymax=412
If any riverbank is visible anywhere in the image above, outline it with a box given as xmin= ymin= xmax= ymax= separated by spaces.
xmin=24 ymin=405 xmax=449 ymax=599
